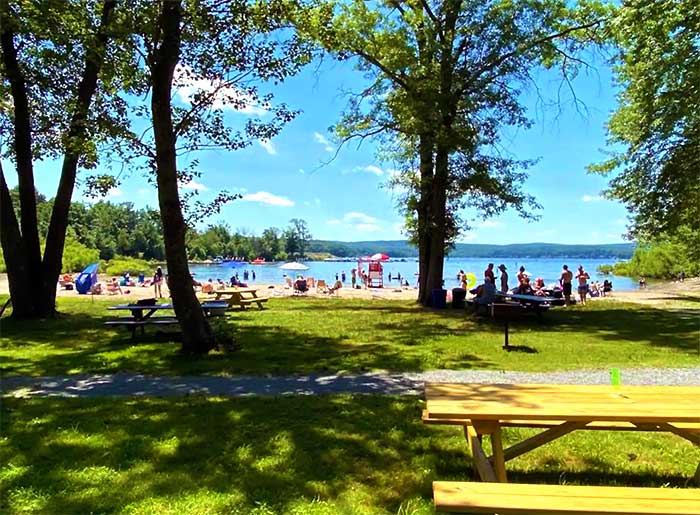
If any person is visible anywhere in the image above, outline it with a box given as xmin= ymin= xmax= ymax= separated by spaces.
xmin=590 ymin=281 xmax=600 ymax=297
xmin=244 ymin=270 xmax=249 ymax=280
xmin=217 ymin=278 xmax=226 ymax=289
xmin=602 ymin=279 xmax=612 ymax=296
xmin=457 ymin=270 xmax=465 ymax=283
xmin=576 ymin=265 xmax=590 ymax=305
xmin=252 ymin=270 xmax=256 ymax=281
xmin=107 ymin=277 xmax=123 ymax=295
xmin=397 ymin=272 xmax=402 ymax=282
xmin=533 ymin=277 xmax=546 ymax=296
xmin=516 ymin=266 xmax=527 ymax=286
xmin=639 ymin=275 xmax=647 ymax=288
xmin=153 ymin=266 xmax=164 ymax=298
xmin=137 ymin=272 xmax=145 ymax=285
xmin=473 ymin=277 xmax=496 ymax=309
xmin=560 ymin=265 xmax=573 ymax=307
xmin=351 ymin=268 xmax=357 ymax=288
xmin=201 ymin=278 xmax=214 ymax=294
xmin=497 ymin=264 xmax=508 ymax=293
xmin=341 ymin=271 xmax=346 ymax=282
xmin=388 ymin=272 xmax=393 ymax=281
xmin=460 ymin=273 xmax=468 ymax=290
xmin=517 ymin=276 xmax=534 ymax=295
xmin=328 ymin=279 xmax=343 ymax=293
xmin=294 ymin=275 xmax=308 ymax=293
xmin=484 ymin=263 xmax=495 ymax=285
xmin=678 ymin=271 xmax=685 ymax=282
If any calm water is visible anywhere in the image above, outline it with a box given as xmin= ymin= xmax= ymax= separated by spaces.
xmin=188 ymin=257 xmax=635 ymax=291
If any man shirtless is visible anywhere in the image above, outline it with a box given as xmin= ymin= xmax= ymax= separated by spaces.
xmin=560 ymin=265 xmax=573 ymax=307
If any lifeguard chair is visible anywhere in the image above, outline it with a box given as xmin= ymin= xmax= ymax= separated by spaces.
xmin=368 ymin=261 xmax=383 ymax=288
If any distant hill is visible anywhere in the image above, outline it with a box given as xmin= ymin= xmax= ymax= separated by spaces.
xmin=308 ymin=240 xmax=636 ymax=259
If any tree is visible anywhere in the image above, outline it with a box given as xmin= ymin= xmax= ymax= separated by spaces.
xmin=284 ymin=218 xmax=311 ymax=260
xmin=296 ymin=0 xmax=606 ymax=304
xmin=1 ymin=0 xmax=121 ymax=318
xmin=133 ymin=0 xmax=309 ymax=353
xmin=590 ymin=0 xmax=699 ymax=241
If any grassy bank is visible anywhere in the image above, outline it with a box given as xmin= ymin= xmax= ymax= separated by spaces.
xmin=1 ymin=395 xmax=698 ymax=515
xmin=1 ymin=297 xmax=698 ymax=377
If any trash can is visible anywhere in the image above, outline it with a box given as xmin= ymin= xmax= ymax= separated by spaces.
xmin=452 ymin=288 xmax=466 ymax=309
xmin=431 ymin=288 xmax=447 ymax=309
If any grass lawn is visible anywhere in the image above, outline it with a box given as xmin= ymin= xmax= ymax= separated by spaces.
xmin=1 ymin=296 xmax=698 ymax=376
xmin=1 ymin=395 xmax=698 ymax=515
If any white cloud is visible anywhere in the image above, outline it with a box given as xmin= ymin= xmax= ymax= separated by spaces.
xmin=258 ymin=139 xmax=277 ymax=155
xmin=173 ymin=64 xmax=268 ymax=115
xmin=137 ymin=188 xmax=149 ymax=196
xmin=459 ymin=233 xmax=478 ymax=242
xmin=355 ymin=165 xmax=384 ymax=176
xmin=314 ymin=198 xmax=321 ymax=206
xmin=241 ymin=191 xmax=294 ymax=207
xmin=356 ymin=223 xmax=383 ymax=233
xmin=299 ymin=168 xmax=306 ymax=174
xmin=582 ymin=194 xmax=604 ymax=202
xmin=180 ymin=179 xmax=208 ymax=191
xmin=313 ymin=132 xmax=334 ymax=152
xmin=326 ymin=219 xmax=342 ymax=225
xmin=343 ymin=212 xmax=377 ymax=224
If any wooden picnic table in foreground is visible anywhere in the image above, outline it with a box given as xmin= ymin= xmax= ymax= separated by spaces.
xmin=424 ymin=382 xmax=700 ymax=484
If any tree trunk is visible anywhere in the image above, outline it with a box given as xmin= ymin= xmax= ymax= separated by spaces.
xmin=150 ymin=0 xmax=216 ymax=355
xmin=416 ymin=133 xmax=435 ymax=305
xmin=0 ymin=5 xmax=43 ymax=315
xmin=0 ymin=164 xmax=34 ymax=318
xmin=40 ymin=0 xmax=117 ymax=316
xmin=425 ymin=145 xmax=449 ymax=303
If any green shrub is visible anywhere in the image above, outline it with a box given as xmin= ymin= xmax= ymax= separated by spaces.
xmin=104 ymin=256 xmax=154 ymax=276
xmin=597 ymin=264 xmax=614 ymax=275
xmin=62 ymin=237 xmax=100 ymax=272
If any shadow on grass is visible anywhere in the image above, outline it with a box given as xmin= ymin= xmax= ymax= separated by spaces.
xmin=2 ymin=396 xmax=697 ymax=514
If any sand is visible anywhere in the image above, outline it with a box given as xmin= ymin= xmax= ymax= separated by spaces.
xmin=1 ymin=274 xmax=698 ymax=305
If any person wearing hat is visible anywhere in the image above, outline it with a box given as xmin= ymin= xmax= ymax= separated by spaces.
xmin=498 ymin=264 xmax=508 ymax=293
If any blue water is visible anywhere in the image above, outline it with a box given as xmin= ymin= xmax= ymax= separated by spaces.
xmin=188 ymin=257 xmax=635 ymax=291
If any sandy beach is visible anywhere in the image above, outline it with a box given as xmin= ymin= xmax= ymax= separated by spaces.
xmin=1 ymin=274 xmax=698 ymax=305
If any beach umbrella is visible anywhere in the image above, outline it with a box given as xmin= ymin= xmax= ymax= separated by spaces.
xmin=464 ymin=272 xmax=477 ymax=289
xmin=279 ymin=262 xmax=310 ymax=271
xmin=369 ymin=253 xmax=390 ymax=261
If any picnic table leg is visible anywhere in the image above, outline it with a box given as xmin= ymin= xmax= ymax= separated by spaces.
xmin=490 ymin=424 xmax=508 ymax=482
xmin=502 ymin=320 xmax=510 ymax=350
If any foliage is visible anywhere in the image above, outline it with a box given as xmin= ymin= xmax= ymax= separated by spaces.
xmin=2 ymin=297 xmax=698 ymax=377
xmin=611 ymin=228 xmax=700 ymax=279
xmin=596 ymin=264 xmax=613 ymax=275
xmin=60 ymin=235 xmax=100 ymax=272
xmin=591 ymin=0 xmax=700 ymax=240
xmin=103 ymin=256 xmax=154 ymax=277
xmin=284 ymin=218 xmax=312 ymax=259
xmin=3 ymin=395 xmax=697 ymax=514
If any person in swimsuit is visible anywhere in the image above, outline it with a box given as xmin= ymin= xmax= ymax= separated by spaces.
xmin=560 ymin=264 xmax=573 ymax=307
xmin=576 ymin=265 xmax=590 ymax=305
xmin=484 ymin=263 xmax=495 ymax=285
xmin=153 ymin=266 xmax=164 ymax=298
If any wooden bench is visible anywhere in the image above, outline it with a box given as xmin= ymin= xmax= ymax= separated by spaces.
xmin=104 ymin=318 xmax=180 ymax=339
xmin=239 ymin=296 xmax=269 ymax=309
xmin=433 ymin=481 xmax=700 ymax=514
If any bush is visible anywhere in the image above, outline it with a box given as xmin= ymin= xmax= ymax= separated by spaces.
xmin=103 ymin=256 xmax=155 ymax=276
xmin=62 ymin=237 xmax=100 ymax=272
xmin=597 ymin=264 xmax=614 ymax=275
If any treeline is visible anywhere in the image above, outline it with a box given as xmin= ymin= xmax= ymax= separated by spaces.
xmin=605 ymin=226 xmax=699 ymax=279
xmin=1 ymin=190 xmax=312 ymax=272
xmin=309 ymin=240 xmax=636 ymax=259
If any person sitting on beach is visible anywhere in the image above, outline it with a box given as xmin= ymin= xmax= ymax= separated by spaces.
xmin=602 ymin=279 xmax=612 ymax=296
xmin=638 ymin=276 xmax=647 ymax=288
xmin=516 ymin=266 xmax=527 ymax=286
xmin=328 ymin=279 xmax=343 ymax=294
xmin=294 ymin=275 xmax=308 ymax=293
xmin=590 ymin=281 xmax=600 ymax=297
xmin=217 ymin=279 xmax=226 ymax=289
xmin=106 ymin=277 xmax=123 ymax=295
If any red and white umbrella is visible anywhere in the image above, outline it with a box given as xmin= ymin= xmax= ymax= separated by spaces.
xmin=369 ymin=253 xmax=390 ymax=261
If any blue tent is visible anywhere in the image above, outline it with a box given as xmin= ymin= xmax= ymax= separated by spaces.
xmin=76 ymin=262 xmax=99 ymax=294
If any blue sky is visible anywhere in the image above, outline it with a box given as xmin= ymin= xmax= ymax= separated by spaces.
xmin=5 ymin=52 xmax=631 ymax=245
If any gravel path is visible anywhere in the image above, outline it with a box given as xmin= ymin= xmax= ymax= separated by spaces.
xmin=2 ymin=367 xmax=699 ymax=398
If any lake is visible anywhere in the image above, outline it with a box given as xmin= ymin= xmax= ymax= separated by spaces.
xmin=188 ymin=257 xmax=636 ymax=291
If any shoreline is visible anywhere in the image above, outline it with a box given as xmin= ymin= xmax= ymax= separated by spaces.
xmin=0 ymin=274 xmax=697 ymax=305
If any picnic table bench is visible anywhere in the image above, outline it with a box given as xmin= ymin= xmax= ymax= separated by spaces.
xmin=424 ymin=383 xmax=700 ymax=484
xmin=433 ymin=481 xmax=700 ymax=514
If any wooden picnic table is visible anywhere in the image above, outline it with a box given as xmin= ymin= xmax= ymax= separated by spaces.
xmin=424 ymin=382 xmax=700 ymax=484
xmin=212 ymin=287 xmax=269 ymax=310
xmin=108 ymin=303 xmax=174 ymax=320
